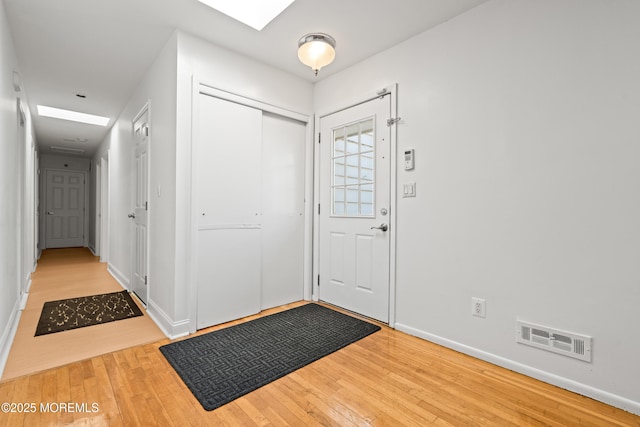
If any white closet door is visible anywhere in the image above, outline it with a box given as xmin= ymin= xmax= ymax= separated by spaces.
xmin=261 ymin=112 xmax=306 ymax=309
xmin=196 ymin=94 xmax=262 ymax=329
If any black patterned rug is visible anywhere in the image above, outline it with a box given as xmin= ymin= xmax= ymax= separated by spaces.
xmin=159 ymin=303 xmax=381 ymax=411
xmin=35 ymin=290 xmax=143 ymax=336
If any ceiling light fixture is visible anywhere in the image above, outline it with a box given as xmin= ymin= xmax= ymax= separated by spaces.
xmin=37 ymin=105 xmax=110 ymax=127
xmin=196 ymin=0 xmax=296 ymax=31
xmin=298 ymin=33 xmax=336 ymax=76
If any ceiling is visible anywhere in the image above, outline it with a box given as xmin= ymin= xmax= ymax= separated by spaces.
xmin=4 ymin=0 xmax=488 ymax=157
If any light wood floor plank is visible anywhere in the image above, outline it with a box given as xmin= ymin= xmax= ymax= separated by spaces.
xmin=1 ymin=250 xmax=638 ymax=426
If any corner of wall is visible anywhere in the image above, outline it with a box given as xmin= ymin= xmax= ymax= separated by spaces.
xmin=146 ymin=299 xmax=188 ymax=340
xmin=0 ymin=300 xmax=22 ymax=380
xmin=107 ymin=263 xmax=130 ymax=291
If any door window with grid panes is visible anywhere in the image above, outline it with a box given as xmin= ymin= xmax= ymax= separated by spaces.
xmin=331 ymin=118 xmax=375 ymax=216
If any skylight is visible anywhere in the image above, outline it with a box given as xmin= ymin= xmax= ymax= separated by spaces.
xmin=196 ymin=0 xmax=296 ymax=31
xmin=37 ymin=105 xmax=110 ymax=127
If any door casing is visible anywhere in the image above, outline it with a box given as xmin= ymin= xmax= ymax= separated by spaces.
xmin=131 ymin=102 xmax=151 ymax=305
xmin=187 ymin=80 xmax=315 ymax=334
xmin=313 ymin=85 xmax=398 ymax=327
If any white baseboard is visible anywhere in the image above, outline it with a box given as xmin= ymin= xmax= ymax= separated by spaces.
xmin=19 ymin=292 xmax=29 ymax=310
xmin=107 ymin=264 xmax=130 ymax=291
xmin=394 ymin=323 xmax=640 ymax=416
xmin=88 ymin=244 xmax=97 ymax=257
xmin=0 ymin=300 xmax=22 ymax=379
xmin=147 ymin=299 xmax=189 ymax=340
xmin=18 ymin=274 xmax=32 ymax=310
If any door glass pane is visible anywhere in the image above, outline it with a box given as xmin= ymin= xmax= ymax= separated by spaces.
xmin=334 ymin=128 xmax=345 ymax=156
xmin=346 ymin=124 xmax=359 ymax=154
xmin=333 ymin=159 xmax=345 ymax=185
xmin=331 ymin=117 xmax=376 ymax=216
xmin=361 ymin=119 xmax=374 ymax=149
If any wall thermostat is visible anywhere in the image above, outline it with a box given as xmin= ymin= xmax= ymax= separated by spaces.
xmin=404 ymin=149 xmax=415 ymax=170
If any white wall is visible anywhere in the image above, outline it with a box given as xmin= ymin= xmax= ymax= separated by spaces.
xmin=93 ymin=32 xmax=178 ymax=298
xmin=92 ymin=30 xmax=313 ymax=338
xmin=0 ymin=0 xmax=36 ymax=376
xmin=314 ymin=0 xmax=640 ymax=414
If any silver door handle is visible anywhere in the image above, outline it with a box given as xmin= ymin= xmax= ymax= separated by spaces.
xmin=47 ymin=211 xmax=54 ymax=215
xmin=128 ymin=213 xmax=135 ymax=219
xmin=371 ymin=223 xmax=388 ymax=232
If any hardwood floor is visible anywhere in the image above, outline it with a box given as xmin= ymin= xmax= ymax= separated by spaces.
xmin=1 ymin=300 xmax=638 ymax=426
xmin=1 ymin=248 xmax=165 ymax=381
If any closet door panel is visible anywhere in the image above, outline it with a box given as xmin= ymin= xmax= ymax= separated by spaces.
xmin=261 ymin=112 xmax=306 ymax=309
xmin=196 ymin=94 xmax=262 ymax=329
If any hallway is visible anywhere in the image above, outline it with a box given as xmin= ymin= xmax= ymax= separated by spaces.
xmin=1 ymin=248 xmax=165 ymax=381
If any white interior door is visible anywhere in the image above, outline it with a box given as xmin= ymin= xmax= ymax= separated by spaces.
xmin=196 ymin=94 xmax=262 ymax=329
xmin=131 ymin=108 xmax=149 ymax=304
xmin=318 ymin=95 xmax=391 ymax=323
xmin=45 ymin=170 xmax=85 ymax=248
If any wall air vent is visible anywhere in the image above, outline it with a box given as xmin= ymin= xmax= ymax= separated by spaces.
xmin=51 ymin=146 xmax=85 ymax=155
xmin=516 ymin=320 xmax=592 ymax=362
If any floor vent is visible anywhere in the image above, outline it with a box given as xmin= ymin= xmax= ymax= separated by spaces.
xmin=516 ymin=320 xmax=592 ymax=362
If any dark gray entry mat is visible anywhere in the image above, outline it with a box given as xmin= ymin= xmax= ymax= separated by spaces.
xmin=159 ymin=303 xmax=381 ymax=411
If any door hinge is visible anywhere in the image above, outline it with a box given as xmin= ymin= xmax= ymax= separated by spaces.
xmin=318 ymin=132 xmax=321 ymax=144
xmin=144 ymin=275 xmax=148 ymax=285
xmin=145 ymin=201 xmax=148 ymax=211
xmin=386 ymin=117 xmax=401 ymax=127
xmin=318 ymin=204 xmax=320 ymax=215
xmin=317 ymin=275 xmax=320 ymax=287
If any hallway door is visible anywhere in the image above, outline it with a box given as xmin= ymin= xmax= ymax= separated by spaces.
xmin=44 ymin=170 xmax=86 ymax=248
xmin=131 ymin=106 xmax=150 ymax=304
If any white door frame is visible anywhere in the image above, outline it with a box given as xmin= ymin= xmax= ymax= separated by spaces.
xmin=187 ymin=79 xmax=314 ymax=333
xmin=95 ymin=161 xmax=101 ymax=257
xmin=313 ymin=84 xmax=398 ymax=327
xmin=99 ymin=153 xmax=110 ymax=263
xmin=33 ymin=151 xmax=39 ymax=261
xmin=131 ymin=102 xmax=151 ymax=304
xmin=16 ymin=98 xmax=26 ymax=299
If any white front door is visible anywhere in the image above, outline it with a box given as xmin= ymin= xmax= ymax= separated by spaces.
xmin=45 ymin=170 xmax=85 ymax=248
xmin=318 ymin=95 xmax=391 ymax=323
xmin=131 ymin=107 xmax=149 ymax=304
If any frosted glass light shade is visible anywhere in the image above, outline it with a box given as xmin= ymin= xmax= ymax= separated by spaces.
xmin=298 ymin=33 xmax=336 ymax=75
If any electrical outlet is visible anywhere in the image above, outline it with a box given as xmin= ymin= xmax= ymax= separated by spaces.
xmin=471 ymin=297 xmax=486 ymax=318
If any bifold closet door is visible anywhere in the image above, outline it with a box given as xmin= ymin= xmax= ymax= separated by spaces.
xmin=196 ymin=95 xmax=262 ymax=329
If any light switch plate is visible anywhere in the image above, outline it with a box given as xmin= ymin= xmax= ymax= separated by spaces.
xmin=403 ymin=182 xmax=416 ymax=198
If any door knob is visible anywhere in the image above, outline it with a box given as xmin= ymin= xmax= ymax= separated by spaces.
xmin=47 ymin=211 xmax=54 ymax=215
xmin=371 ymin=223 xmax=388 ymax=232
xmin=127 ymin=213 xmax=135 ymax=219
